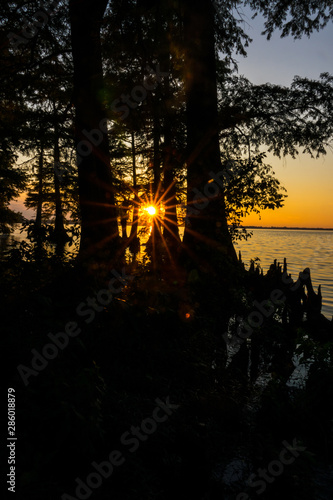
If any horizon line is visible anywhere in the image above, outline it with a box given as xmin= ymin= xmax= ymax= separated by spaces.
xmin=242 ymin=225 xmax=333 ymax=230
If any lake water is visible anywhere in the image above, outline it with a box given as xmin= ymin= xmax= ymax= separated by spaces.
xmin=234 ymin=229 xmax=333 ymax=320
xmin=1 ymin=226 xmax=332 ymax=318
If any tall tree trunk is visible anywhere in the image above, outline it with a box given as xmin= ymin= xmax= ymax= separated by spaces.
xmin=35 ymin=145 xmax=43 ymax=230
xmin=69 ymin=0 xmax=119 ymax=260
xmin=162 ymin=112 xmax=180 ymax=245
xmin=53 ymin=120 xmax=67 ymax=242
xmin=163 ymin=147 xmax=180 ymax=244
xmin=182 ymin=0 xmax=236 ymax=263
xmin=120 ymin=204 xmax=128 ymax=239
xmin=161 ymin=38 xmax=180 ymax=245
xmin=129 ymin=131 xmax=139 ymax=245
xmin=150 ymin=104 xmax=161 ymax=241
xmin=152 ymin=105 xmax=161 ymax=200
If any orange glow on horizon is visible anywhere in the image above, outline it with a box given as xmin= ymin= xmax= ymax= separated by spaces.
xmin=9 ymin=148 xmax=333 ymax=230
xmin=242 ymin=195 xmax=333 ymax=229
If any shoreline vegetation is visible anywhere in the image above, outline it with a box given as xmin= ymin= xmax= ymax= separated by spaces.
xmin=1 ymin=222 xmax=333 ymax=237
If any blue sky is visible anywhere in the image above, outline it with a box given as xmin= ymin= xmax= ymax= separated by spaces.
xmin=235 ymin=8 xmax=333 ymax=86
xmin=233 ymin=8 xmax=333 ymax=227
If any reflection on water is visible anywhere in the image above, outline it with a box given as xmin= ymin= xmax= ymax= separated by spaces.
xmin=0 ymin=226 xmax=80 ymax=261
xmin=1 ymin=226 xmax=332 ymax=318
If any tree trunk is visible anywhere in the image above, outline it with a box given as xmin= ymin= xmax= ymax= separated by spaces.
xmin=163 ymin=154 xmax=180 ymax=244
xmin=129 ymin=131 xmax=139 ymax=244
xmin=182 ymin=0 xmax=236 ymax=263
xmin=120 ymin=205 xmax=128 ymax=240
xmin=35 ymin=145 xmax=43 ymax=230
xmin=69 ymin=0 xmax=119 ymax=260
xmin=149 ymin=104 xmax=161 ymax=243
xmin=162 ymin=116 xmax=180 ymax=245
xmin=161 ymin=44 xmax=180 ymax=245
xmin=53 ymin=120 xmax=68 ymax=242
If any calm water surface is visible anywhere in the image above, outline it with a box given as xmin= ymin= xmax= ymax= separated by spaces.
xmin=235 ymin=229 xmax=333 ymax=319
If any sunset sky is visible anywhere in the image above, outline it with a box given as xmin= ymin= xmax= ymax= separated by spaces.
xmin=236 ymin=8 xmax=333 ymax=228
xmin=10 ymin=8 xmax=333 ymax=229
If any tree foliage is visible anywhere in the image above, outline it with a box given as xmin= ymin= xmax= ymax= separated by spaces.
xmin=223 ymin=153 xmax=287 ymax=240
xmin=245 ymin=0 xmax=333 ymax=39
xmin=219 ymin=72 xmax=333 ymax=158
xmin=0 ymin=151 xmax=26 ymax=233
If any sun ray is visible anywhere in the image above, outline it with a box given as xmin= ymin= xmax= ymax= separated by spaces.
xmin=160 ymin=220 xmax=182 ymax=246
xmin=160 ymin=214 xmax=180 ymax=228
xmin=154 ymin=179 xmax=177 ymax=205
xmin=152 ymin=180 xmax=164 ymax=206
xmin=159 ymin=193 xmax=178 ymax=207
xmin=156 ymin=225 xmax=177 ymax=267
xmin=147 ymin=214 xmax=178 ymax=268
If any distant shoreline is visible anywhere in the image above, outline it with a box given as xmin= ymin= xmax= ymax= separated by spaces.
xmin=242 ymin=226 xmax=333 ymax=231
xmin=3 ymin=223 xmax=333 ymax=233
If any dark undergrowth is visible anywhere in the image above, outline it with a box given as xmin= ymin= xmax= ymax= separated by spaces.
xmin=2 ymin=241 xmax=333 ymax=500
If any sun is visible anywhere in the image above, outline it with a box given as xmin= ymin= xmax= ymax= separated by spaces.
xmin=145 ymin=205 xmax=156 ymax=216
